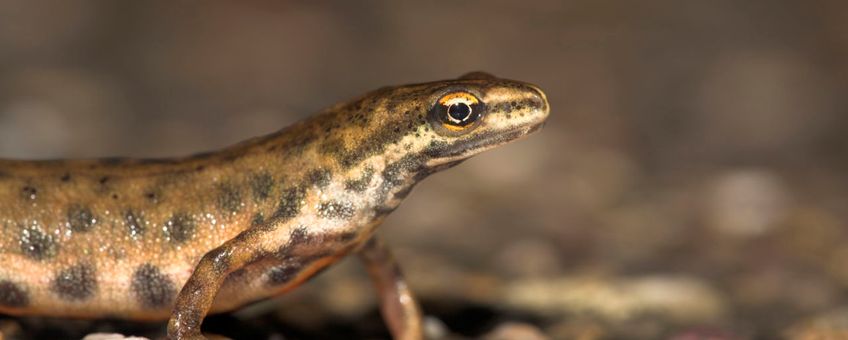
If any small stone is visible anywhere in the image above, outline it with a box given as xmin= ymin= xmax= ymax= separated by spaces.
xmin=82 ymin=333 xmax=150 ymax=340
xmin=423 ymin=316 xmax=450 ymax=339
xmin=708 ymin=169 xmax=789 ymax=238
xmin=483 ymin=321 xmax=549 ymax=340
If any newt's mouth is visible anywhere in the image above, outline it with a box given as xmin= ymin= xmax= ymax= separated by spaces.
xmin=423 ymin=121 xmax=546 ymax=165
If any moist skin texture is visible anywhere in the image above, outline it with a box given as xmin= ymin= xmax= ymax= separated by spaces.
xmin=0 ymin=72 xmax=549 ymax=338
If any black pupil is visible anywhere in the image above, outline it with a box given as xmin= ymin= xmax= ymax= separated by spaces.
xmin=447 ymin=103 xmax=471 ymax=122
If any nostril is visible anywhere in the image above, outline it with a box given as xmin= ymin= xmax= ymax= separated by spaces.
xmin=527 ymin=85 xmax=550 ymax=114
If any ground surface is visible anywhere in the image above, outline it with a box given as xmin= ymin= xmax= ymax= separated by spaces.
xmin=1 ymin=1 xmax=848 ymax=339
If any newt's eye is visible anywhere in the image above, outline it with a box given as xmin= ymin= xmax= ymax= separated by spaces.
xmin=432 ymin=91 xmax=484 ymax=131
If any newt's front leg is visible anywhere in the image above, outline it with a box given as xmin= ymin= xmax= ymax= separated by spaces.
xmin=359 ymin=237 xmax=424 ymax=340
xmin=166 ymin=229 xmax=266 ymax=340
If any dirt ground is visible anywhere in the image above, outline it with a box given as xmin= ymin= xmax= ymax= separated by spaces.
xmin=1 ymin=1 xmax=847 ymax=339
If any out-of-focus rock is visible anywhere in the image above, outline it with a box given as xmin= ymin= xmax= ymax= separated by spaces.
xmin=707 ymin=169 xmax=789 ymax=238
xmin=547 ymin=319 xmax=605 ymax=340
xmin=784 ymin=308 xmax=848 ymax=340
xmin=694 ymin=50 xmax=836 ymax=157
xmin=483 ymin=322 xmax=550 ymax=340
xmin=82 ymin=334 xmax=150 ymax=340
xmin=0 ymin=319 xmax=23 ymax=339
xmin=423 ymin=316 xmax=450 ymax=339
xmin=496 ymin=238 xmax=564 ymax=277
xmin=0 ymin=67 xmax=126 ymax=158
xmin=505 ymin=275 xmax=726 ymax=323
xmin=668 ymin=328 xmax=741 ymax=340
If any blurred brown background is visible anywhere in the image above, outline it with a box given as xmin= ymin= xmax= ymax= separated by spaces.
xmin=2 ymin=1 xmax=848 ymax=339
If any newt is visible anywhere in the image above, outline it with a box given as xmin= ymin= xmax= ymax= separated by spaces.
xmin=0 ymin=72 xmax=549 ymax=339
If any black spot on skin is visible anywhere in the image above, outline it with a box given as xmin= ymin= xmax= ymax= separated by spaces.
xmin=125 ymin=210 xmax=145 ymax=238
xmin=375 ymin=205 xmax=399 ymax=217
xmin=20 ymin=224 xmax=58 ymax=260
xmin=164 ymin=213 xmax=196 ymax=244
xmin=379 ymin=154 xmax=425 ymax=198
xmin=0 ymin=280 xmax=28 ymax=307
xmin=319 ymin=138 xmax=347 ymax=164
xmin=280 ymin=130 xmax=318 ymax=158
xmin=251 ymin=213 xmax=265 ymax=227
xmin=205 ymin=247 xmax=232 ymax=275
xmin=99 ymin=176 xmax=110 ymax=185
xmin=249 ymin=172 xmax=275 ymax=203
xmin=275 ymin=227 xmax=306 ymax=260
xmin=335 ymin=231 xmax=358 ymax=242
xmin=60 ymin=173 xmax=72 ymax=182
xmin=306 ymin=168 xmax=332 ymax=188
xmin=274 ymin=186 xmax=306 ymax=220
xmin=394 ymin=185 xmax=414 ymax=199
xmin=288 ymin=227 xmax=310 ymax=245
xmin=266 ymin=263 xmax=304 ymax=286
xmin=131 ymin=264 xmax=176 ymax=309
xmin=187 ymin=150 xmax=216 ymax=161
xmin=51 ymin=263 xmax=97 ymax=301
xmin=68 ymin=205 xmax=96 ymax=232
xmin=217 ymin=183 xmax=243 ymax=214
xmin=344 ymin=167 xmax=374 ymax=192
xmin=144 ymin=191 xmax=159 ymax=203
xmin=337 ymin=120 xmax=410 ymax=168
xmin=274 ymin=227 xmax=338 ymax=262
xmin=317 ymin=201 xmax=355 ymax=219
xmin=21 ymin=185 xmax=37 ymax=200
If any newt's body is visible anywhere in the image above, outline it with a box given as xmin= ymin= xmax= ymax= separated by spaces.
xmin=0 ymin=72 xmax=549 ymax=339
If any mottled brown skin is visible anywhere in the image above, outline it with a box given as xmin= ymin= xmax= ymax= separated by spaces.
xmin=0 ymin=72 xmax=549 ymax=339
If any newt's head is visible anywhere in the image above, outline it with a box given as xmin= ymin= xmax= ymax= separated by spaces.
xmin=413 ymin=72 xmax=549 ymax=167
xmin=314 ymin=72 xmax=549 ymax=177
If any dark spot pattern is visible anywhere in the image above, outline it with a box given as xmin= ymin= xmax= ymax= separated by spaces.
xmin=125 ymin=210 xmax=145 ymax=239
xmin=131 ymin=264 xmax=176 ymax=309
xmin=51 ymin=263 xmax=97 ymax=301
xmin=217 ymin=183 xmax=243 ymax=213
xmin=336 ymin=231 xmax=358 ymax=242
xmin=0 ymin=280 xmax=28 ymax=307
xmin=379 ymin=154 xmax=426 ymax=199
xmin=68 ymin=205 xmax=96 ymax=232
xmin=317 ymin=201 xmax=356 ymax=219
xmin=21 ymin=185 xmax=37 ymax=200
xmin=20 ymin=224 xmax=58 ymax=260
xmin=164 ymin=213 xmax=196 ymax=244
xmin=266 ymin=263 xmax=304 ymax=286
xmin=306 ymin=168 xmax=332 ymax=188
xmin=321 ymin=98 xmax=423 ymax=168
xmin=393 ymin=185 xmax=415 ymax=199
xmin=344 ymin=167 xmax=374 ymax=192
xmin=287 ymin=227 xmax=310 ymax=246
xmin=248 ymin=211 xmax=263 ymax=224
xmin=206 ymin=247 xmax=232 ymax=275
xmin=249 ymin=172 xmax=275 ymax=202
xmin=274 ymin=186 xmax=306 ymax=220
xmin=274 ymin=227 xmax=339 ymax=263
xmin=60 ymin=173 xmax=71 ymax=182
xmin=144 ymin=190 xmax=160 ymax=204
